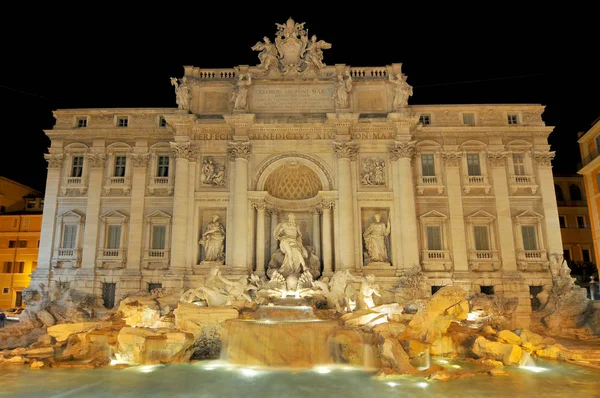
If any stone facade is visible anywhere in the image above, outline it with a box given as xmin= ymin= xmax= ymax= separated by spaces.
xmin=31 ymin=19 xmax=560 ymax=326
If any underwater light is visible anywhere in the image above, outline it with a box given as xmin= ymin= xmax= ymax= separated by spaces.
xmin=417 ymin=382 xmax=429 ymax=388
xmin=240 ymin=368 xmax=261 ymax=378
xmin=521 ymin=366 xmax=548 ymax=373
xmin=137 ymin=365 xmax=162 ymax=373
xmin=313 ymin=366 xmax=333 ymax=374
xmin=386 ymin=382 xmax=399 ymax=387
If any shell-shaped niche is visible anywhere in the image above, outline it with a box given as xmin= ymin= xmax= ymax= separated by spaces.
xmin=264 ymin=162 xmax=323 ymax=200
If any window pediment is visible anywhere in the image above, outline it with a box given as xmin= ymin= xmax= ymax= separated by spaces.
xmin=514 ymin=210 xmax=543 ymax=222
xmin=419 ymin=210 xmax=447 ymax=221
xmin=100 ymin=210 xmax=129 ymax=223
xmin=57 ymin=209 xmax=85 ymax=222
xmin=466 ymin=210 xmax=495 ymax=223
xmin=146 ymin=210 xmax=171 ymax=221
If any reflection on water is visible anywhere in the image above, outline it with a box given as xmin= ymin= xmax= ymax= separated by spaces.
xmin=1 ymin=358 xmax=600 ymax=398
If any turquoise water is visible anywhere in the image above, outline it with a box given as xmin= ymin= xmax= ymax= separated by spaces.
xmin=1 ymin=358 xmax=599 ymax=398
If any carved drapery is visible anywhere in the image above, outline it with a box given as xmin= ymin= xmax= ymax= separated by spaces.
xmin=170 ymin=142 xmax=192 ymax=160
xmin=487 ymin=151 xmax=509 ymax=167
xmin=44 ymin=153 xmax=64 ymax=168
xmin=441 ymin=152 xmax=463 ymax=167
xmin=388 ymin=141 xmax=416 ymax=161
xmin=333 ymin=141 xmax=358 ymax=160
xmin=227 ymin=141 xmax=251 ymax=160
xmin=533 ymin=151 xmax=555 ymax=167
xmin=128 ymin=152 xmax=150 ymax=167
xmin=86 ymin=153 xmax=106 ymax=168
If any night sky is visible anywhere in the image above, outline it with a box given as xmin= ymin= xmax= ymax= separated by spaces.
xmin=1 ymin=6 xmax=598 ymax=192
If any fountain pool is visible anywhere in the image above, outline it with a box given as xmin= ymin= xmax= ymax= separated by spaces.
xmin=1 ymin=358 xmax=599 ymax=398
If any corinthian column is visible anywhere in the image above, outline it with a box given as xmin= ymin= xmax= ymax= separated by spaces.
xmin=170 ymin=141 xmax=191 ymax=272
xmin=488 ymin=151 xmax=517 ymax=270
xmin=269 ymin=207 xmax=279 ymax=256
xmin=311 ymin=205 xmax=322 ymax=259
xmin=321 ymin=201 xmax=334 ymax=276
xmin=333 ymin=141 xmax=358 ymax=270
xmin=252 ymin=201 xmax=267 ymax=275
xmin=534 ymin=151 xmax=562 ymax=255
xmin=389 ymin=141 xmax=419 ymax=269
xmin=228 ymin=141 xmax=251 ymax=271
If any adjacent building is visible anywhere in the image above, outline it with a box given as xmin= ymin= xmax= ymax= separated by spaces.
xmin=0 ymin=177 xmax=43 ymax=309
xmin=30 ymin=19 xmax=562 ymax=326
xmin=577 ymin=117 xmax=600 ymax=275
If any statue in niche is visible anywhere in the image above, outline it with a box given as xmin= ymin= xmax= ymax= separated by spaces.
xmin=334 ymin=71 xmax=352 ymax=109
xmin=200 ymin=158 xmax=226 ymax=187
xmin=251 ymin=37 xmax=279 ymax=72
xmin=199 ymin=215 xmax=225 ymax=262
xmin=231 ymin=72 xmax=252 ymax=112
xmin=361 ymin=158 xmax=386 ymax=186
xmin=170 ymin=77 xmax=191 ymax=111
xmin=388 ymin=72 xmax=413 ymax=110
xmin=363 ymin=213 xmax=391 ymax=264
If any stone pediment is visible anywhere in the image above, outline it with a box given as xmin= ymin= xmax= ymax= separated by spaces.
xmin=514 ymin=210 xmax=544 ymax=221
xmin=57 ymin=209 xmax=85 ymax=221
xmin=466 ymin=210 xmax=496 ymax=221
xmin=146 ymin=210 xmax=171 ymax=220
xmin=418 ymin=210 xmax=447 ymax=220
xmin=100 ymin=210 xmax=129 ymax=222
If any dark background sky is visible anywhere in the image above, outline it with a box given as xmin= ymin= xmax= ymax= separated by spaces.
xmin=1 ymin=5 xmax=598 ymax=193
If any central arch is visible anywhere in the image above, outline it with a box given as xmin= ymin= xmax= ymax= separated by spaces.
xmin=254 ymin=153 xmax=333 ymax=192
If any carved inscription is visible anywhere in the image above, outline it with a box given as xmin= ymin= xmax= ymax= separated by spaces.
xmin=250 ymin=85 xmax=334 ymax=113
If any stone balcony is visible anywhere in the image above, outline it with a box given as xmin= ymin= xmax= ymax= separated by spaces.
xmin=53 ymin=247 xmax=81 ymax=268
xmin=421 ymin=249 xmax=452 ymax=271
xmin=416 ymin=175 xmax=444 ymax=195
xmin=148 ymin=176 xmax=173 ymax=195
xmin=468 ymin=250 xmax=501 ymax=271
xmin=61 ymin=176 xmax=87 ymax=195
xmin=463 ymin=175 xmax=491 ymax=194
xmin=96 ymin=248 xmax=127 ymax=269
xmin=103 ymin=176 xmax=131 ymax=195
xmin=508 ymin=175 xmax=538 ymax=194
xmin=516 ymin=249 xmax=549 ymax=272
xmin=142 ymin=249 xmax=170 ymax=270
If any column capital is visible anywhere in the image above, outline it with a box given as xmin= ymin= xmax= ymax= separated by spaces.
xmin=128 ymin=152 xmax=150 ymax=167
xmin=441 ymin=151 xmax=463 ymax=167
xmin=320 ymin=200 xmax=335 ymax=211
xmin=251 ymin=200 xmax=267 ymax=211
xmin=86 ymin=153 xmax=106 ymax=168
xmin=487 ymin=151 xmax=509 ymax=167
xmin=189 ymin=144 xmax=202 ymax=162
xmin=170 ymin=141 xmax=192 ymax=160
xmin=267 ymin=206 xmax=281 ymax=216
xmin=44 ymin=153 xmax=64 ymax=169
xmin=388 ymin=140 xmax=416 ymax=161
xmin=333 ymin=141 xmax=359 ymax=160
xmin=227 ymin=141 xmax=251 ymax=160
xmin=309 ymin=204 xmax=323 ymax=215
xmin=533 ymin=151 xmax=555 ymax=167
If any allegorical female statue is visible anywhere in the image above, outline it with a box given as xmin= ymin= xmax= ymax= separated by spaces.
xmin=199 ymin=215 xmax=225 ymax=262
xmin=363 ymin=214 xmax=391 ymax=264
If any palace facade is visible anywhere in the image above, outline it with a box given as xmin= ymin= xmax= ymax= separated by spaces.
xmin=31 ymin=19 xmax=561 ymax=323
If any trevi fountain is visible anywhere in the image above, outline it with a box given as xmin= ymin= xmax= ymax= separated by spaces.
xmin=2 ymin=18 xmax=600 ymax=397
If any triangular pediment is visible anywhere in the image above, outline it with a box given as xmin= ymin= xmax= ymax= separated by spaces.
xmin=57 ymin=209 xmax=85 ymax=220
xmin=146 ymin=210 xmax=171 ymax=219
xmin=466 ymin=210 xmax=496 ymax=221
xmin=419 ymin=210 xmax=447 ymax=220
xmin=514 ymin=210 xmax=543 ymax=220
xmin=100 ymin=210 xmax=129 ymax=221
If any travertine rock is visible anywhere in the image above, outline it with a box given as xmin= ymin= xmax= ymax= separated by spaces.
xmin=36 ymin=310 xmax=56 ymax=327
xmin=379 ymin=338 xmax=418 ymax=374
xmin=471 ymin=336 xmax=524 ymax=366
xmin=47 ymin=322 xmax=112 ymax=343
xmin=496 ymin=330 xmax=521 ymax=345
xmin=118 ymin=297 xmax=161 ymax=328
xmin=116 ymin=327 xmax=195 ymax=364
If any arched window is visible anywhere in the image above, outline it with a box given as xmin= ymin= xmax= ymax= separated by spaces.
xmin=555 ymin=185 xmax=564 ymax=201
xmin=569 ymin=184 xmax=582 ymax=201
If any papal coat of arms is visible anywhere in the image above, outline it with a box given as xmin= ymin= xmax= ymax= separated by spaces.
xmin=252 ymin=17 xmax=331 ymax=75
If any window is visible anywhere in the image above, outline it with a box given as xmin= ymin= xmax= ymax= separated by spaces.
xmin=62 ymin=225 xmax=78 ymax=248
xmin=473 ymin=226 xmax=490 ymax=250
xmin=570 ymin=184 xmax=582 ymax=201
xmin=426 ymin=226 xmax=442 ymax=250
xmin=466 ymin=154 xmax=481 ymax=176
xmin=582 ymin=249 xmax=591 ymax=263
xmin=107 ymin=225 xmax=122 ymax=249
xmin=114 ymin=156 xmax=127 ymax=177
xmin=512 ymin=153 xmax=525 ymax=175
xmin=71 ymin=156 xmax=84 ymax=177
xmin=26 ymin=200 xmax=36 ymax=209
xmin=2 ymin=288 xmax=8 ymax=294
xmin=102 ymin=282 xmax=116 ymax=309
xmin=37 ymin=240 xmax=40 ymax=248
xmin=157 ymin=156 xmax=169 ymax=177
xmin=117 ymin=117 xmax=128 ymax=127
xmin=0 ymin=206 xmax=5 ymax=214
xmin=151 ymin=225 xmax=166 ymax=249
xmin=8 ymin=240 xmax=16 ymax=248
xmin=521 ymin=225 xmax=538 ymax=250
xmin=18 ymin=240 xmax=27 ymax=248
xmin=15 ymin=262 xmax=24 ymax=273
xmin=159 ymin=116 xmax=167 ymax=127
xmin=463 ymin=113 xmax=475 ymax=125
xmin=421 ymin=154 xmax=435 ymax=176
xmin=559 ymin=216 xmax=566 ymax=228
xmin=530 ymin=286 xmax=543 ymax=311
xmin=507 ymin=114 xmax=519 ymax=125
xmin=563 ymin=249 xmax=571 ymax=261
xmin=419 ymin=114 xmax=431 ymax=126
xmin=77 ymin=117 xmax=87 ymax=128
xmin=24 ymin=218 xmax=30 ymax=228
xmin=2 ymin=262 xmax=12 ymax=273
xmin=577 ymin=216 xmax=586 ymax=228
xmin=555 ymin=185 xmax=564 ymax=201
xmin=148 ymin=282 xmax=162 ymax=292
xmin=480 ymin=285 xmax=495 ymax=295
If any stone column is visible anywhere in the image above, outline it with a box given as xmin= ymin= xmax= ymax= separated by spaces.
xmin=321 ymin=201 xmax=334 ymax=276
xmin=488 ymin=152 xmax=517 ymax=270
xmin=125 ymin=152 xmax=149 ymax=272
xmin=81 ymin=152 xmax=106 ymax=270
xmin=442 ymin=152 xmax=468 ymax=271
xmin=227 ymin=141 xmax=251 ymax=271
xmin=333 ymin=141 xmax=358 ymax=270
xmin=534 ymin=151 xmax=562 ymax=255
xmin=187 ymin=146 xmax=200 ymax=271
xmin=388 ymin=150 xmax=404 ymax=271
xmin=269 ymin=208 xmax=279 ymax=255
xmin=389 ymin=141 xmax=419 ymax=269
xmin=33 ymin=153 xmax=64 ymax=286
xmin=170 ymin=141 xmax=191 ymax=272
xmin=311 ymin=205 xmax=322 ymax=259
xmin=253 ymin=201 xmax=267 ymax=275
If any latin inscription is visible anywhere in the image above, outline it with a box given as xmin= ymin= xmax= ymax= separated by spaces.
xmin=250 ymin=85 xmax=334 ymax=113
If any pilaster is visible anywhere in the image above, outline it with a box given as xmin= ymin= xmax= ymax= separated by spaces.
xmin=321 ymin=200 xmax=335 ymax=276
xmin=333 ymin=141 xmax=358 ymax=270
xmin=170 ymin=141 xmax=191 ymax=272
xmin=125 ymin=151 xmax=149 ymax=273
xmin=227 ymin=141 xmax=251 ymax=271
xmin=252 ymin=201 xmax=267 ymax=275
xmin=81 ymin=149 xmax=106 ymax=271
xmin=442 ymin=151 xmax=468 ymax=271
xmin=534 ymin=151 xmax=562 ymax=256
